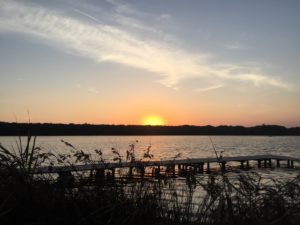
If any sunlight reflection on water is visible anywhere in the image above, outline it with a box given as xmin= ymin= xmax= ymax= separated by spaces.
xmin=1 ymin=135 xmax=299 ymax=161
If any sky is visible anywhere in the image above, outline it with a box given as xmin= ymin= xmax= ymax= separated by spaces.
xmin=0 ymin=0 xmax=299 ymax=127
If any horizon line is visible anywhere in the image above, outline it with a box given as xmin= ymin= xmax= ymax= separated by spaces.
xmin=1 ymin=121 xmax=299 ymax=129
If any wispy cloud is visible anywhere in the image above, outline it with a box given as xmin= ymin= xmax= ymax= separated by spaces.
xmin=74 ymin=83 xmax=98 ymax=93
xmin=71 ymin=8 xmax=101 ymax=23
xmin=0 ymin=0 xmax=290 ymax=89
xmin=87 ymin=87 xmax=99 ymax=94
xmin=158 ymin=14 xmax=172 ymax=22
xmin=196 ymin=85 xmax=223 ymax=92
xmin=222 ymin=41 xmax=247 ymax=50
xmin=75 ymin=84 xmax=81 ymax=89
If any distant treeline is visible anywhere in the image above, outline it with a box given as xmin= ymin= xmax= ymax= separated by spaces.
xmin=0 ymin=122 xmax=299 ymax=136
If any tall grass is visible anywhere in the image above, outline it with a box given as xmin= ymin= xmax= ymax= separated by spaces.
xmin=0 ymin=135 xmax=299 ymax=225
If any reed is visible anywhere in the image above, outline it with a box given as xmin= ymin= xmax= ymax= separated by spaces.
xmin=0 ymin=135 xmax=299 ymax=225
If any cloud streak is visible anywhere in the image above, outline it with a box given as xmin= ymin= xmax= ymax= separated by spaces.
xmin=0 ymin=0 xmax=289 ymax=89
xmin=196 ymin=85 xmax=223 ymax=92
xmin=87 ymin=87 xmax=99 ymax=94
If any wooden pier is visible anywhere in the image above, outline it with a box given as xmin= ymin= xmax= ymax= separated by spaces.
xmin=36 ymin=154 xmax=300 ymax=180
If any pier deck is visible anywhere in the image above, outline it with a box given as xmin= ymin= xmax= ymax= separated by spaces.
xmin=36 ymin=154 xmax=300 ymax=175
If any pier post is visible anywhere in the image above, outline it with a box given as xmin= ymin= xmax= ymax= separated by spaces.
xmin=106 ymin=171 xmax=112 ymax=181
xmin=196 ymin=163 xmax=201 ymax=173
xmin=195 ymin=164 xmax=199 ymax=173
xmin=129 ymin=167 xmax=133 ymax=178
xmin=268 ymin=159 xmax=272 ymax=168
xmin=240 ymin=161 xmax=244 ymax=169
xmin=276 ymin=159 xmax=281 ymax=167
xmin=140 ymin=166 xmax=145 ymax=179
xmin=258 ymin=160 xmax=261 ymax=168
xmin=183 ymin=164 xmax=188 ymax=175
xmin=199 ymin=163 xmax=204 ymax=173
xmin=111 ymin=168 xmax=115 ymax=179
xmin=178 ymin=164 xmax=185 ymax=176
xmin=221 ymin=161 xmax=226 ymax=173
xmin=172 ymin=164 xmax=176 ymax=177
xmin=287 ymin=160 xmax=291 ymax=168
xmin=207 ymin=162 xmax=210 ymax=173
xmin=95 ymin=169 xmax=105 ymax=186
xmin=177 ymin=164 xmax=182 ymax=175
xmin=155 ymin=165 xmax=161 ymax=178
xmin=192 ymin=165 xmax=197 ymax=174
xmin=291 ymin=160 xmax=294 ymax=168
xmin=246 ymin=160 xmax=250 ymax=169
xmin=264 ymin=160 xmax=267 ymax=168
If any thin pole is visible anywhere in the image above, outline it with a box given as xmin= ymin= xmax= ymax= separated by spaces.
xmin=209 ymin=136 xmax=220 ymax=161
xmin=209 ymin=136 xmax=222 ymax=170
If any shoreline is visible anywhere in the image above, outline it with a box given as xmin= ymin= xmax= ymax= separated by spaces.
xmin=1 ymin=122 xmax=300 ymax=136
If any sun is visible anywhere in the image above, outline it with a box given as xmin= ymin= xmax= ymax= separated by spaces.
xmin=142 ymin=115 xmax=166 ymax=126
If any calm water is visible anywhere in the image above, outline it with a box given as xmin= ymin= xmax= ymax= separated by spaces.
xmin=1 ymin=135 xmax=299 ymax=200
xmin=1 ymin=135 xmax=299 ymax=161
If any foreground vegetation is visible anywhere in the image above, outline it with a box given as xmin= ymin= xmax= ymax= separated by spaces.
xmin=0 ymin=135 xmax=300 ymax=225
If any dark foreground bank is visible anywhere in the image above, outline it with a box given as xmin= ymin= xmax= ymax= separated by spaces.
xmin=0 ymin=135 xmax=300 ymax=225
xmin=1 ymin=122 xmax=300 ymax=135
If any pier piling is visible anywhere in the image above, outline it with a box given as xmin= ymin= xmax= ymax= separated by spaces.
xmin=258 ymin=159 xmax=262 ymax=168
xmin=276 ymin=159 xmax=281 ymax=167
xmin=240 ymin=161 xmax=244 ymax=169
xmin=140 ymin=166 xmax=145 ymax=179
xmin=221 ymin=161 xmax=226 ymax=173
xmin=200 ymin=163 xmax=204 ymax=173
xmin=246 ymin=160 xmax=250 ymax=169
xmin=207 ymin=162 xmax=210 ymax=173
xmin=128 ymin=167 xmax=133 ymax=178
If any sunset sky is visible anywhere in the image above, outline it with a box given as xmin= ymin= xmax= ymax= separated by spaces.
xmin=0 ymin=0 xmax=299 ymax=126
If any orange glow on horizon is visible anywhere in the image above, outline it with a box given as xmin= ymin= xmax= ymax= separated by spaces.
xmin=141 ymin=115 xmax=166 ymax=126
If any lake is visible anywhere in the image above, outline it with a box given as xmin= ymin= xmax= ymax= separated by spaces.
xmin=1 ymin=135 xmax=299 ymax=199
xmin=1 ymin=135 xmax=299 ymax=162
